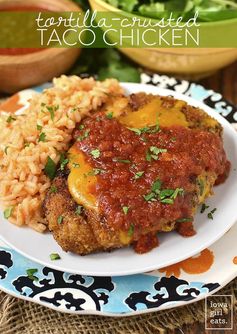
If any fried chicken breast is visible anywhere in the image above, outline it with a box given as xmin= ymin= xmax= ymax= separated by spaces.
xmin=43 ymin=93 xmax=230 ymax=255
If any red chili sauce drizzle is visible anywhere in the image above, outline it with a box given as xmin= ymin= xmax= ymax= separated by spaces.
xmin=73 ymin=112 xmax=230 ymax=253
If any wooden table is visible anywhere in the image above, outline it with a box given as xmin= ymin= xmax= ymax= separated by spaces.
xmin=170 ymin=60 xmax=237 ymax=334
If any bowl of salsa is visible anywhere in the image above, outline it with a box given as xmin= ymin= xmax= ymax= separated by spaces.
xmin=0 ymin=0 xmax=81 ymax=93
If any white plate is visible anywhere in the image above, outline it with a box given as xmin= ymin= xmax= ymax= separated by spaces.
xmin=1 ymin=82 xmax=237 ymax=276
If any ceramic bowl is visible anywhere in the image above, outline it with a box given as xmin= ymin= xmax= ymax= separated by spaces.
xmin=89 ymin=0 xmax=237 ymax=79
xmin=0 ymin=0 xmax=81 ymax=93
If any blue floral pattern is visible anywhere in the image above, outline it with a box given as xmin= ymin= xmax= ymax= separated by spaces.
xmin=0 ymin=72 xmax=236 ymax=315
xmin=0 ymin=248 xmax=219 ymax=314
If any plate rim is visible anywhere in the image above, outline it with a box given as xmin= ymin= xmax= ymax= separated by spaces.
xmin=0 ymin=82 xmax=237 ymax=277
xmin=0 ymin=227 xmax=236 ymax=316
xmin=0 ymin=270 xmax=231 ymax=317
xmin=0 ymin=75 xmax=237 ymax=316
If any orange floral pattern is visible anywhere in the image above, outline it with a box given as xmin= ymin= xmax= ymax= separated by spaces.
xmin=159 ymin=249 xmax=214 ymax=277
xmin=0 ymin=93 xmax=23 ymax=113
xmin=233 ymin=256 xmax=237 ymax=265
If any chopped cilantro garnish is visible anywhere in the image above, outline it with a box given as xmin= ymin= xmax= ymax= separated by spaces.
xmin=197 ymin=179 xmax=204 ymax=196
xmin=77 ymin=129 xmax=90 ymax=141
xmin=207 ymin=212 xmax=213 ymax=219
xmin=142 ymin=126 xmax=151 ymax=133
xmin=4 ymin=146 xmax=9 ymax=155
xmin=26 ymin=268 xmax=38 ymax=276
xmin=75 ymin=205 xmax=83 ymax=215
xmin=176 ymin=218 xmax=192 ymax=223
xmin=26 ymin=268 xmax=38 ymax=281
xmin=87 ymin=168 xmax=104 ymax=176
xmin=134 ymin=171 xmax=144 ymax=180
xmin=150 ymin=115 xmax=160 ymax=133
xmin=37 ymin=124 xmax=42 ymax=131
xmin=143 ymin=179 xmax=184 ymax=205
xmin=151 ymin=147 xmax=167 ymax=161
xmin=50 ymin=253 xmax=61 ymax=261
xmin=149 ymin=146 xmax=159 ymax=154
xmin=24 ymin=142 xmax=30 ymax=148
xmin=46 ymin=105 xmax=59 ymax=121
xmin=145 ymin=150 xmax=152 ymax=162
xmin=78 ymin=124 xmax=85 ymax=130
xmin=59 ymin=153 xmax=65 ymax=163
xmin=4 ymin=207 xmax=14 ymax=219
xmin=143 ymin=192 xmax=156 ymax=202
xmin=128 ymin=224 xmax=134 ymax=237
xmin=146 ymin=147 xmax=167 ymax=162
xmin=90 ymin=149 xmax=101 ymax=159
xmin=122 ymin=206 xmax=129 ymax=215
xmin=57 ymin=215 xmax=64 ymax=224
xmin=106 ymin=112 xmax=113 ymax=119
xmin=113 ymin=158 xmax=131 ymax=164
xmin=151 ymin=179 xmax=162 ymax=193
xmin=44 ymin=157 xmax=56 ymax=180
xmin=72 ymin=163 xmax=80 ymax=168
xmin=49 ymin=185 xmax=57 ymax=193
xmin=6 ymin=115 xmax=16 ymax=123
xmin=160 ymin=198 xmax=174 ymax=204
xmin=59 ymin=153 xmax=69 ymax=170
xmin=151 ymin=147 xmax=167 ymax=155
xmin=127 ymin=121 xmax=160 ymax=136
xmin=170 ymin=188 xmax=184 ymax=199
xmin=128 ymin=127 xmax=142 ymax=135
xmin=151 ymin=154 xmax=159 ymax=161
xmin=60 ymin=158 xmax=69 ymax=171
xmin=200 ymin=203 xmax=209 ymax=214
xmin=207 ymin=208 xmax=217 ymax=220
xmin=159 ymin=189 xmax=174 ymax=199
xmin=39 ymin=132 xmax=46 ymax=142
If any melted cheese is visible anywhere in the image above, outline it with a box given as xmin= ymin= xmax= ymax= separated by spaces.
xmin=118 ymin=98 xmax=188 ymax=128
xmin=119 ymin=231 xmax=132 ymax=245
xmin=197 ymin=172 xmax=215 ymax=204
xmin=68 ymin=146 xmax=98 ymax=211
xmin=68 ymin=96 xmax=189 ymax=212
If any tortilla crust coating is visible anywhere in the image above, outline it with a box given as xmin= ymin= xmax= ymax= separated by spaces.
xmin=43 ymin=93 xmax=227 ymax=255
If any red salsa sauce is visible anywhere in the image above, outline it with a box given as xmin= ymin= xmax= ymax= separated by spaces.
xmin=0 ymin=48 xmax=44 ymax=56
xmin=0 ymin=6 xmax=48 ymax=11
xmin=73 ymin=112 xmax=229 ymax=251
